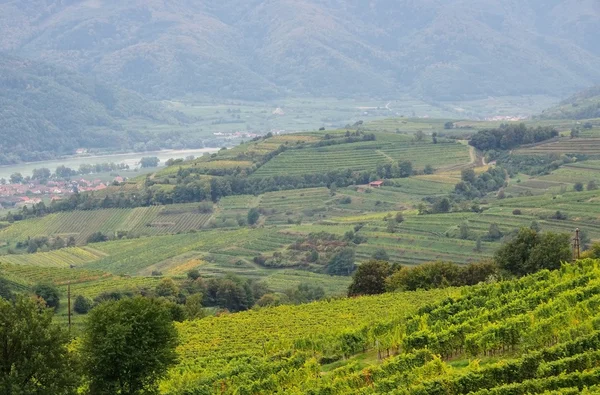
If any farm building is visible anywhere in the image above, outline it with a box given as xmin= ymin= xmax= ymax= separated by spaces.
xmin=369 ymin=180 xmax=384 ymax=188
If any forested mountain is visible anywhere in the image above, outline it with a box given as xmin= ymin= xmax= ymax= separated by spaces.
xmin=0 ymin=54 xmax=185 ymax=163
xmin=0 ymin=0 xmax=599 ymax=100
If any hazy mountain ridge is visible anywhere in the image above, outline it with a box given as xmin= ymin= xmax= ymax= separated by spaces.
xmin=0 ymin=0 xmax=599 ymax=100
xmin=0 ymin=53 xmax=185 ymax=163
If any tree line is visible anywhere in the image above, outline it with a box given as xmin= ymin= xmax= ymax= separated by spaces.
xmin=347 ymin=227 xmax=573 ymax=297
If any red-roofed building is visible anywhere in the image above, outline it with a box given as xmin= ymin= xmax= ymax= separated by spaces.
xmin=369 ymin=180 xmax=384 ymax=188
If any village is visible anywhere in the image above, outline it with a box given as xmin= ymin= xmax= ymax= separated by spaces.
xmin=0 ymin=176 xmax=125 ymax=210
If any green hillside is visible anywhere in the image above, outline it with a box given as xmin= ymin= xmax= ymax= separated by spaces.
xmin=0 ymin=53 xmax=188 ymax=164
xmin=1 ymin=1 xmax=598 ymax=99
xmin=160 ymin=259 xmax=600 ymax=394
xmin=540 ymin=86 xmax=600 ymax=120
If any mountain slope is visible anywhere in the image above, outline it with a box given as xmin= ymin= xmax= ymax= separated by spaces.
xmin=0 ymin=0 xmax=599 ymax=100
xmin=0 ymin=53 xmax=182 ymax=163
xmin=540 ymin=86 xmax=600 ymax=119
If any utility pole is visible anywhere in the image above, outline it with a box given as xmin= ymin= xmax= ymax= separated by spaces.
xmin=67 ymin=281 xmax=71 ymax=332
xmin=573 ymin=228 xmax=581 ymax=261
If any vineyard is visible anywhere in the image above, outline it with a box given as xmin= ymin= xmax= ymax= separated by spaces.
xmin=161 ymin=259 xmax=600 ymax=394
xmin=252 ymin=139 xmax=470 ymax=178
xmin=0 ymin=205 xmax=214 ymax=244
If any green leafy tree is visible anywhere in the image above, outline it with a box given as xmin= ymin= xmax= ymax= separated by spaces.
xmin=140 ymin=157 xmax=160 ymax=168
xmin=155 ymin=278 xmax=179 ymax=298
xmin=33 ymin=283 xmax=60 ymax=310
xmin=526 ymin=232 xmax=572 ymax=273
xmin=0 ymin=296 xmax=78 ymax=394
xmin=326 ymin=248 xmax=356 ymax=276
xmin=495 ymin=228 xmax=571 ymax=276
xmin=184 ymin=293 xmax=205 ymax=319
xmin=74 ymin=295 xmax=92 ymax=314
xmin=81 ymin=297 xmax=178 ymax=395
xmin=587 ymin=180 xmax=598 ymax=191
xmin=574 ymin=182 xmax=584 ymax=192
xmin=247 ymin=208 xmax=260 ymax=225
xmin=348 ymin=260 xmax=392 ymax=296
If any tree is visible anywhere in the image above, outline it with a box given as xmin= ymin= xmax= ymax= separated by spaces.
xmin=81 ymin=297 xmax=178 ymax=395
xmin=0 ymin=296 xmax=78 ymax=394
xmin=387 ymin=220 xmax=396 ymax=234
xmin=155 ymin=278 xmax=179 ymax=298
xmin=348 ymin=260 xmax=392 ymax=296
xmin=414 ymin=130 xmax=425 ymax=141
xmin=247 ymin=208 xmax=260 ymax=225
xmin=74 ymin=295 xmax=92 ymax=314
xmin=461 ymin=169 xmax=476 ymax=184
xmin=398 ymin=161 xmax=413 ymax=178
xmin=433 ymin=197 xmax=451 ymax=213
xmin=140 ymin=157 xmax=160 ymax=168
xmin=372 ymin=248 xmax=389 ymax=261
xmin=423 ymin=164 xmax=435 ymax=174
xmin=495 ymin=228 xmax=571 ymax=276
xmin=432 ymin=132 xmax=438 ymax=144
xmin=495 ymin=228 xmax=539 ymax=276
xmin=574 ymin=182 xmax=584 ymax=192
xmin=9 ymin=173 xmax=23 ymax=184
xmin=285 ymin=283 xmax=325 ymax=304
xmin=526 ymin=232 xmax=572 ymax=273
xmin=33 ymin=283 xmax=60 ymax=310
xmin=32 ymin=168 xmax=51 ymax=181
xmin=184 ymin=293 xmax=205 ymax=319
xmin=444 ymin=122 xmax=454 ymax=130
xmin=395 ymin=212 xmax=405 ymax=224
xmin=587 ymin=180 xmax=598 ymax=191
xmin=487 ymin=223 xmax=503 ymax=240
xmin=475 ymin=236 xmax=482 ymax=252
xmin=326 ymin=248 xmax=356 ymax=276
xmin=87 ymin=232 xmax=108 ymax=244
xmin=187 ymin=269 xmax=201 ymax=281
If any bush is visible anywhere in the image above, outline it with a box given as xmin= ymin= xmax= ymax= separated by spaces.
xmin=512 ymin=209 xmax=522 ymax=215
xmin=74 ymin=295 xmax=93 ymax=314
xmin=87 ymin=232 xmax=108 ymax=244
xmin=574 ymin=182 xmax=584 ymax=192
xmin=33 ymin=283 xmax=60 ymax=310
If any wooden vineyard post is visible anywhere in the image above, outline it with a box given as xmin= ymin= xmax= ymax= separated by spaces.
xmin=572 ymin=228 xmax=581 ymax=261
xmin=67 ymin=281 xmax=71 ymax=332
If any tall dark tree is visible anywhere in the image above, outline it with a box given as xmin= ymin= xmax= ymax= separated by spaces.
xmin=81 ymin=297 xmax=178 ymax=395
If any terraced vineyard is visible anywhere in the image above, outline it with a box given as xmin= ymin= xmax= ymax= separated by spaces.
xmin=161 ymin=259 xmax=600 ymax=394
xmin=0 ymin=205 xmax=214 ymax=244
xmin=252 ymin=140 xmax=470 ymax=178
xmin=516 ymin=137 xmax=600 ymax=155
xmin=0 ymin=247 xmax=105 ymax=267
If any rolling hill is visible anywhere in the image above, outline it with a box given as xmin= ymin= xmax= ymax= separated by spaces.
xmin=0 ymin=0 xmax=599 ymax=100
xmin=0 ymin=53 xmax=187 ymax=164
xmin=540 ymin=86 xmax=600 ymax=120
